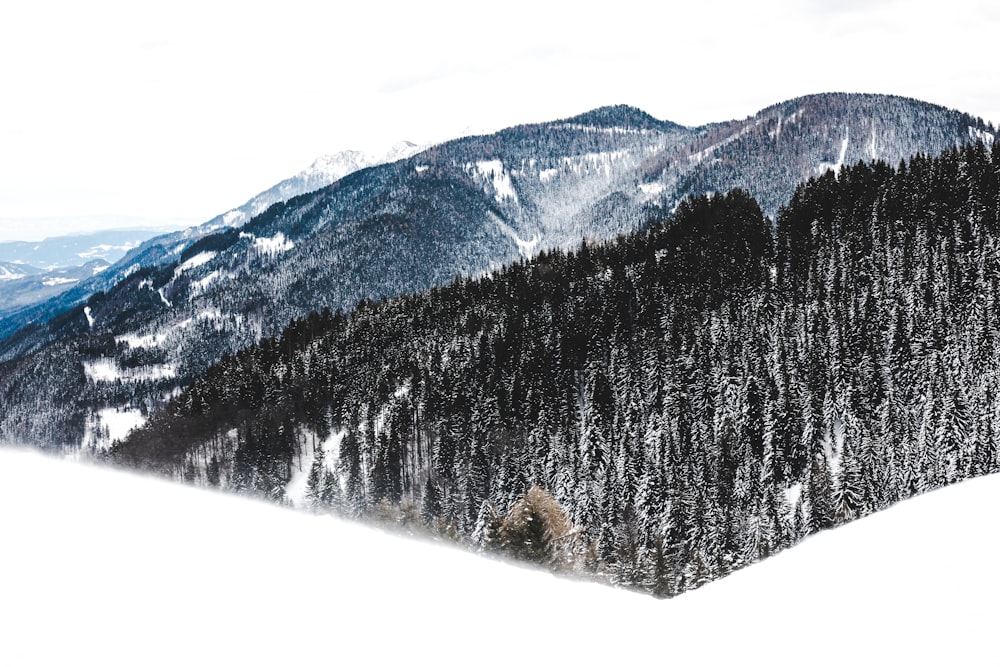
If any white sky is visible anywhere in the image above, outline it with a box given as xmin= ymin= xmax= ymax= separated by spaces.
xmin=1 ymin=0 xmax=998 ymax=241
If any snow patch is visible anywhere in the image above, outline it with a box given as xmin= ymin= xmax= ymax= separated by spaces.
xmin=83 ymin=358 xmax=177 ymax=383
xmin=77 ymin=241 xmax=140 ymax=260
xmin=565 ymin=151 xmax=629 ymax=173
xmin=176 ymin=251 xmax=216 ymax=274
xmin=0 ymin=266 xmax=26 ymax=281
xmin=222 ymin=210 xmax=244 ymax=227
xmin=285 ymin=430 xmax=346 ymax=508
xmin=42 ymin=277 xmax=79 ymax=287
xmin=415 ymin=165 xmax=430 ymax=174
xmin=190 ymin=270 xmax=222 ymax=297
xmin=194 ymin=307 xmax=223 ymax=321
xmin=638 ymin=182 xmax=665 ymax=196
xmin=769 ymin=113 xmax=783 ymax=141
xmin=84 ymin=306 xmax=95 ymax=328
xmin=783 ymin=482 xmax=802 ymax=509
xmin=253 ymin=232 xmax=294 ymax=255
xmin=79 ymin=407 xmax=147 ymax=452
xmin=472 ymin=160 xmax=518 ymax=204
xmin=489 ymin=212 xmax=541 ymax=257
xmin=557 ymin=123 xmax=654 ymax=135
xmin=99 ymin=407 xmax=145 ymax=443
xmin=539 ymin=168 xmax=559 ymax=182
xmin=116 ymin=330 xmax=166 ymax=349
xmin=785 ymin=108 xmax=804 ymax=124
xmin=688 ymin=124 xmax=756 ymax=165
xmin=115 ymin=310 xmax=224 ymax=350
xmin=818 ymin=127 xmax=850 ymax=176
xmin=969 ymin=126 xmax=995 ymax=144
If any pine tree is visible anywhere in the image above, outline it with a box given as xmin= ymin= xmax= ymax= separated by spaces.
xmin=806 ymin=452 xmax=835 ymax=534
xmin=834 ymin=431 xmax=864 ymax=524
xmin=304 ymin=447 xmax=326 ymax=512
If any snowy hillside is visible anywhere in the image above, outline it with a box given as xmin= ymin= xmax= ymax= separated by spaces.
xmin=0 ymin=446 xmax=995 ymax=666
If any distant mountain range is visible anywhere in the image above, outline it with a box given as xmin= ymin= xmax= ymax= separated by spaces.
xmin=0 ymin=228 xmax=160 ymax=270
xmin=0 ymin=259 xmax=111 ymax=320
xmin=0 ymin=93 xmax=994 ymax=450
xmin=0 ymin=229 xmax=166 ymax=321
xmin=0 ymin=261 xmax=44 ymax=281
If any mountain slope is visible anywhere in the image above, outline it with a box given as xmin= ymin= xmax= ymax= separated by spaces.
xmin=1 ymin=446 xmax=995 ymax=666
xmin=658 ymin=92 xmax=997 ymax=215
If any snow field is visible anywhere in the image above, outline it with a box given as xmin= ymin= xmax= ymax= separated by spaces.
xmin=0 ymin=447 xmax=998 ymax=666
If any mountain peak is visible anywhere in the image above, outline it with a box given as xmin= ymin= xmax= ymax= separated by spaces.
xmin=559 ymin=105 xmax=681 ymax=132
xmin=382 ymin=141 xmax=423 ymax=163
xmin=754 ymin=91 xmax=988 ymax=128
xmin=307 ymin=151 xmax=371 ymax=177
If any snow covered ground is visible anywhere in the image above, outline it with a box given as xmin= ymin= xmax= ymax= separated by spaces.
xmin=0 ymin=446 xmax=997 ymax=666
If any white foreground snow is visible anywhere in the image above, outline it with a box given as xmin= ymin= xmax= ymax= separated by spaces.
xmin=0 ymin=447 xmax=997 ymax=666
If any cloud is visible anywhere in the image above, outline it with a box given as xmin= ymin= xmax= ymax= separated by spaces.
xmin=801 ymin=0 xmax=900 ymax=13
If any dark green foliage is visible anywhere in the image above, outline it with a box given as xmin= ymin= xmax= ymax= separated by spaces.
xmin=663 ymin=189 xmax=773 ymax=306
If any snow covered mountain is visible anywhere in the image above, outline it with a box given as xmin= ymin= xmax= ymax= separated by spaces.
xmin=0 ymin=93 xmax=993 ymax=452
xmin=1 ymin=446 xmax=995 ymax=666
xmin=0 ymin=143 xmax=424 ymax=341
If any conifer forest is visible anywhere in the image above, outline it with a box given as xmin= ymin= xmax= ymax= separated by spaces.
xmin=109 ymin=141 xmax=1000 ymax=596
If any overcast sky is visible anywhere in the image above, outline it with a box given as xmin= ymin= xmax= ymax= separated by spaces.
xmin=1 ymin=0 xmax=998 ymax=241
